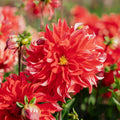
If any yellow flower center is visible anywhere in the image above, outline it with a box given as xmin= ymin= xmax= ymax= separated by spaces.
xmin=59 ymin=56 xmax=68 ymax=66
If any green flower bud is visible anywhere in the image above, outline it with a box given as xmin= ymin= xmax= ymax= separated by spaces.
xmin=110 ymin=63 xmax=117 ymax=71
xmin=104 ymin=66 xmax=110 ymax=73
xmin=21 ymin=36 xmax=32 ymax=45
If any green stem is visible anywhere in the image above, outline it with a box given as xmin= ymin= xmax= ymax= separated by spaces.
xmin=18 ymin=46 xmax=22 ymax=75
xmin=58 ymin=102 xmax=62 ymax=120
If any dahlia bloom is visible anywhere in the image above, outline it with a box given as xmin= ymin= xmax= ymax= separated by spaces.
xmin=71 ymin=6 xmax=100 ymax=34
xmin=23 ymin=0 xmax=60 ymax=20
xmin=0 ymin=6 xmax=25 ymax=39
xmin=26 ymin=19 xmax=106 ymax=101
xmin=0 ymin=6 xmax=26 ymax=76
xmin=98 ymin=14 xmax=120 ymax=38
xmin=71 ymin=6 xmax=120 ymax=46
xmin=0 ymin=73 xmax=61 ymax=120
xmin=71 ymin=6 xmax=120 ymax=87
xmin=0 ymin=40 xmax=17 ymax=74
xmin=102 ymin=37 xmax=120 ymax=86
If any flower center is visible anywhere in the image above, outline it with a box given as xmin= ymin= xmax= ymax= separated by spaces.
xmin=59 ymin=56 xmax=68 ymax=66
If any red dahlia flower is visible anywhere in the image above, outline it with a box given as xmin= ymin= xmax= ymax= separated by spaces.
xmin=0 ymin=73 xmax=61 ymax=120
xmin=71 ymin=6 xmax=100 ymax=34
xmin=23 ymin=0 xmax=60 ymax=20
xmin=98 ymin=14 xmax=120 ymax=38
xmin=0 ymin=6 xmax=26 ymax=76
xmin=26 ymin=19 xmax=106 ymax=101
xmin=0 ymin=40 xmax=17 ymax=76
xmin=71 ymin=5 xmax=120 ymax=87
xmin=71 ymin=6 xmax=120 ymax=39
xmin=0 ymin=6 xmax=25 ymax=39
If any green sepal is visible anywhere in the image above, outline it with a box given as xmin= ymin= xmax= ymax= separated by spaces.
xmin=104 ymin=66 xmax=110 ymax=73
xmin=24 ymin=95 xmax=29 ymax=105
xmin=104 ymin=36 xmax=110 ymax=45
xmin=110 ymin=63 xmax=117 ymax=71
xmin=16 ymin=102 xmax=24 ymax=108
xmin=29 ymin=97 xmax=36 ymax=105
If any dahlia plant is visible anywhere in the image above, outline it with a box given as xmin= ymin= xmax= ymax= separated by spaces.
xmin=1 ymin=0 xmax=120 ymax=120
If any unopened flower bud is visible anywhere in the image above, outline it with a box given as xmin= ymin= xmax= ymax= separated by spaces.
xmin=4 ymin=35 xmax=19 ymax=51
xmin=36 ymin=38 xmax=45 ymax=45
xmin=110 ymin=37 xmax=119 ymax=49
xmin=21 ymin=104 xmax=40 ymax=120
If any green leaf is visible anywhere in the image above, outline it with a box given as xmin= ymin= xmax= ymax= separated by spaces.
xmin=114 ymin=75 xmax=120 ymax=89
xmin=62 ymin=98 xmax=75 ymax=119
xmin=29 ymin=97 xmax=36 ymax=105
xmin=24 ymin=95 xmax=29 ymax=104
xmin=112 ymin=97 xmax=120 ymax=107
xmin=114 ymin=75 xmax=118 ymax=83
xmin=38 ymin=102 xmax=46 ymax=104
xmin=112 ymin=97 xmax=120 ymax=112
xmin=104 ymin=36 xmax=110 ymax=45
xmin=16 ymin=102 xmax=24 ymax=108
xmin=19 ymin=33 xmax=24 ymax=39
xmin=73 ymin=108 xmax=79 ymax=120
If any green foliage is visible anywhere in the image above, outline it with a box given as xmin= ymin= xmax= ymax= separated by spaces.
xmin=29 ymin=97 xmax=36 ymax=105
xmin=68 ymin=108 xmax=79 ymax=120
xmin=24 ymin=95 xmax=29 ymax=105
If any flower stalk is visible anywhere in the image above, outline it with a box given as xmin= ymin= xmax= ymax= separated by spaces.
xmin=58 ymin=102 xmax=62 ymax=120
xmin=18 ymin=45 xmax=22 ymax=76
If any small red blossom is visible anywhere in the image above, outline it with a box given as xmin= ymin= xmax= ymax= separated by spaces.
xmin=71 ymin=6 xmax=100 ymax=34
xmin=102 ymin=70 xmax=114 ymax=86
xmin=0 ymin=6 xmax=25 ymax=39
xmin=0 ymin=73 xmax=62 ymax=120
xmin=26 ymin=19 xmax=106 ymax=101
xmin=102 ymin=62 xmax=120 ymax=86
xmin=0 ymin=40 xmax=17 ymax=74
xmin=23 ymin=0 xmax=60 ymax=20
xmin=0 ymin=6 xmax=26 ymax=76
